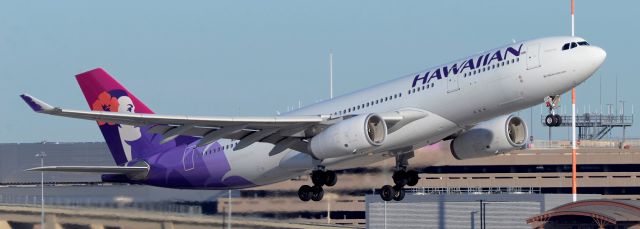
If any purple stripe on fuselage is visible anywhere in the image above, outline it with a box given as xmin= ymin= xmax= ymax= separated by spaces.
xmin=128 ymin=128 xmax=254 ymax=189
xmin=142 ymin=141 xmax=254 ymax=189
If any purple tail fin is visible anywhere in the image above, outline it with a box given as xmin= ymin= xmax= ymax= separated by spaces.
xmin=75 ymin=68 xmax=178 ymax=165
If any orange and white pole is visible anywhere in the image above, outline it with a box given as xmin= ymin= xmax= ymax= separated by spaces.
xmin=571 ymin=0 xmax=578 ymax=202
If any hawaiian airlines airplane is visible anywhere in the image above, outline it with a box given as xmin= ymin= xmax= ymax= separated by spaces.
xmin=21 ymin=36 xmax=605 ymax=201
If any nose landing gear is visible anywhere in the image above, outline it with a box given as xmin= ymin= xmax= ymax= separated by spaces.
xmin=544 ymin=95 xmax=563 ymax=127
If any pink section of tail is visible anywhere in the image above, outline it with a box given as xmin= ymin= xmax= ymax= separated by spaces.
xmin=75 ymin=68 xmax=153 ymax=114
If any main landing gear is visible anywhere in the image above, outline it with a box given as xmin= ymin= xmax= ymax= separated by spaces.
xmin=544 ymin=95 xmax=562 ymax=127
xmin=379 ymin=153 xmax=420 ymax=202
xmin=298 ymin=169 xmax=337 ymax=201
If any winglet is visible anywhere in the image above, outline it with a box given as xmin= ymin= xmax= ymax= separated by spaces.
xmin=20 ymin=94 xmax=55 ymax=112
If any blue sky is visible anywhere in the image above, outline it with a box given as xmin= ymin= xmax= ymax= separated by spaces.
xmin=1 ymin=1 xmax=637 ymax=142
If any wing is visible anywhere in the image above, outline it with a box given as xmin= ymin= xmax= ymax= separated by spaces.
xmin=20 ymin=94 xmax=427 ymax=155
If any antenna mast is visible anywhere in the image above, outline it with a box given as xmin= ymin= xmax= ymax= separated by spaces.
xmin=330 ymin=51 xmax=334 ymax=99
xmin=570 ymin=0 xmax=578 ymax=203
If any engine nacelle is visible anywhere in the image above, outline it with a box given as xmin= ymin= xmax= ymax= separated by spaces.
xmin=310 ymin=114 xmax=386 ymax=159
xmin=450 ymin=115 xmax=527 ymax=160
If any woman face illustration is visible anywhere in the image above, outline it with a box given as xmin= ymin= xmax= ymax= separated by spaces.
xmin=118 ymin=96 xmax=135 ymax=113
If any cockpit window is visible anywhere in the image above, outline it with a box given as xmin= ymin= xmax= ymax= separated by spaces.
xmin=577 ymin=41 xmax=590 ymax=46
xmin=562 ymin=40 xmax=590 ymax=51
xmin=570 ymin=42 xmax=578 ymax=49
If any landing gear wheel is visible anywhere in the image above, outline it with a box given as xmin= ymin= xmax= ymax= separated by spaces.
xmin=406 ymin=170 xmax=419 ymax=187
xmin=298 ymin=185 xmax=312 ymax=201
xmin=311 ymin=170 xmax=327 ymax=187
xmin=310 ymin=186 xmax=324 ymax=201
xmin=380 ymin=185 xmax=395 ymax=201
xmin=392 ymin=185 xmax=405 ymax=201
xmin=392 ymin=170 xmax=409 ymax=187
xmin=545 ymin=114 xmax=557 ymax=127
xmin=554 ymin=114 xmax=562 ymax=126
xmin=324 ymin=170 xmax=337 ymax=187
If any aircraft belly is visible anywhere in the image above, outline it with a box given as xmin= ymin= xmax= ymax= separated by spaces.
xmin=222 ymin=142 xmax=304 ymax=186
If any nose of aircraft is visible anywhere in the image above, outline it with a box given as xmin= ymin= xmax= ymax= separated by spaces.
xmin=591 ymin=46 xmax=607 ymax=67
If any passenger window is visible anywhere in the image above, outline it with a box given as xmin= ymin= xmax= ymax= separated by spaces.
xmin=562 ymin=43 xmax=570 ymax=50
xmin=571 ymin=42 xmax=577 ymax=49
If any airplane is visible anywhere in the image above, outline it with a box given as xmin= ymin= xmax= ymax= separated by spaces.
xmin=20 ymin=36 xmax=605 ymax=202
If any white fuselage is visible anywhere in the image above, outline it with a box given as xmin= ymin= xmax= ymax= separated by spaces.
xmin=218 ymin=36 xmax=606 ymax=187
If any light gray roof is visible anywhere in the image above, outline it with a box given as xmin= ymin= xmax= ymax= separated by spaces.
xmin=527 ymin=199 xmax=640 ymax=224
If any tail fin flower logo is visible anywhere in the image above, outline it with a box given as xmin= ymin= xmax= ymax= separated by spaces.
xmin=92 ymin=91 xmax=119 ymax=125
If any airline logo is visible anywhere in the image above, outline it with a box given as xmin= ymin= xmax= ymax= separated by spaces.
xmin=412 ymin=44 xmax=523 ymax=87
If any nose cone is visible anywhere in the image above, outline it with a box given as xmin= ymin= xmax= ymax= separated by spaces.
xmin=592 ymin=46 xmax=607 ymax=67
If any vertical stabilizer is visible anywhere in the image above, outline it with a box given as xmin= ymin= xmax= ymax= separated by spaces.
xmin=75 ymin=68 xmax=171 ymax=165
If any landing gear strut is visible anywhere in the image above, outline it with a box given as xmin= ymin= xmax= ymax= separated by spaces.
xmin=298 ymin=169 xmax=337 ymax=201
xmin=379 ymin=152 xmax=420 ymax=201
xmin=544 ymin=95 xmax=563 ymax=127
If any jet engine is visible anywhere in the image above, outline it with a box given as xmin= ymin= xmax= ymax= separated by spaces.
xmin=310 ymin=114 xmax=386 ymax=159
xmin=450 ymin=115 xmax=527 ymax=160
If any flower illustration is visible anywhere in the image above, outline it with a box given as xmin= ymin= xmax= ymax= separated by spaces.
xmin=92 ymin=91 xmax=119 ymax=125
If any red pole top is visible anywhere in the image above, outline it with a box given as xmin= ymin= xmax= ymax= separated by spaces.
xmin=571 ymin=0 xmax=575 ymax=15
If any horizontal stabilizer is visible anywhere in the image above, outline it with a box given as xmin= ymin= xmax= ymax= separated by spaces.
xmin=26 ymin=166 xmax=149 ymax=180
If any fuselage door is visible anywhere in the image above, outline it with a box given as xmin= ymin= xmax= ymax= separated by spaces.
xmin=183 ymin=146 xmax=195 ymax=171
xmin=447 ymin=74 xmax=460 ymax=93
xmin=526 ymin=43 xmax=541 ymax=70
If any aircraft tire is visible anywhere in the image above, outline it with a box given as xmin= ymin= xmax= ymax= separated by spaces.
xmin=392 ymin=185 xmax=405 ymax=201
xmin=545 ymin=114 xmax=556 ymax=127
xmin=392 ymin=170 xmax=408 ymax=187
xmin=325 ymin=170 xmax=337 ymax=187
xmin=554 ymin=114 xmax=563 ymax=126
xmin=298 ymin=185 xmax=312 ymax=201
xmin=380 ymin=185 xmax=395 ymax=201
xmin=406 ymin=170 xmax=419 ymax=186
xmin=311 ymin=186 xmax=324 ymax=201
xmin=311 ymin=170 xmax=326 ymax=187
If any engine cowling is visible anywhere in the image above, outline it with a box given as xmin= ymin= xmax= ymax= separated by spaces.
xmin=309 ymin=114 xmax=387 ymax=159
xmin=450 ymin=115 xmax=528 ymax=160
